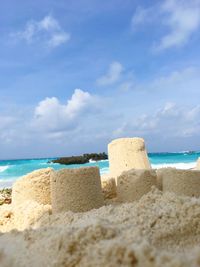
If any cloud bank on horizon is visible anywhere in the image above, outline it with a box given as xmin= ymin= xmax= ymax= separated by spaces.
xmin=0 ymin=0 xmax=200 ymax=158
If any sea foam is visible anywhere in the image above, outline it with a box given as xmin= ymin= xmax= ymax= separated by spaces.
xmin=0 ymin=166 xmax=9 ymax=173
xmin=0 ymin=179 xmax=15 ymax=189
xmin=152 ymin=162 xmax=196 ymax=169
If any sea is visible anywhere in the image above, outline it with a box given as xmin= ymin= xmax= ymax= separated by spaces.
xmin=0 ymin=151 xmax=199 ymax=188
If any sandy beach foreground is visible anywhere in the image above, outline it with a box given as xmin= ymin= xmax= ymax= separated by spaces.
xmin=1 ymin=188 xmax=200 ymax=266
xmin=1 ymin=138 xmax=200 ymax=266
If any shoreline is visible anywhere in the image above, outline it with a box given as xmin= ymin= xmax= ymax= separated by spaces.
xmin=0 ymin=160 xmax=197 ymax=189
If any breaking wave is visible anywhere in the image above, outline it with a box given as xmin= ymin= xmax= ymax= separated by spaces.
xmin=0 ymin=166 xmax=9 ymax=173
xmin=152 ymin=162 xmax=196 ymax=169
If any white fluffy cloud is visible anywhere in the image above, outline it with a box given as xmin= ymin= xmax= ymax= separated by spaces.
xmin=113 ymin=102 xmax=200 ymax=139
xmin=0 ymin=64 xmax=200 ymax=156
xmin=11 ymin=15 xmax=70 ymax=48
xmin=132 ymin=0 xmax=200 ymax=50
xmin=97 ymin=61 xmax=123 ymax=86
xmin=33 ymin=89 xmax=94 ymax=132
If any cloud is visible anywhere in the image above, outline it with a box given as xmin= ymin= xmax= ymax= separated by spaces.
xmin=11 ymin=15 xmax=70 ymax=48
xmin=131 ymin=6 xmax=155 ymax=28
xmin=97 ymin=61 xmax=123 ymax=86
xmin=0 ymin=88 xmax=103 ymax=152
xmin=157 ymin=0 xmax=200 ymax=50
xmin=32 ymin=66 xmax=200 ymax=144
xmin=48 ymin=32 xmax=69 ymax=47
xmin=118 ymin=81 xmax=136 ymax=92
xmin=32 ymin=89 xmax=95 ymax=132
xmin=132 ymin=0 xmax=200 ymax=51
xmin=0 ymin=88 xmax=105 ymax=150
xmin=0 ymin=115 xmax=24 ymax=144
xmin=151 ymin=67 xmax=200 ymax=93
xmin=0 ymin=64 xmax=200 ymax=156
xmin=0 ymin=116 xmax=17 ymax=130
xmin=113 ymin=102 xmax=200 ymax=140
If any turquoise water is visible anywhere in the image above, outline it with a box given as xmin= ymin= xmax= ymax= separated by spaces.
xmin=0 ymin=151 xmax=199 ymax=187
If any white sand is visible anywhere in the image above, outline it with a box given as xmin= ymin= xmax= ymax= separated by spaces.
xmin=161 ymin=168 xmax=200 ymax=197
xmin=1 ymin=188 xmax=200 ymax=266
xmin=12 ymin=168 xmax=53 ymax=206
xmin=51 ymin=167 xmax=104 ymax=213
xmin=108 ymin=138 xmax=151 ymax=178
xmin=196 ymin=157 xmax=200 ymax=169
xmin=117 ymin=169 xmax=157 ymax=202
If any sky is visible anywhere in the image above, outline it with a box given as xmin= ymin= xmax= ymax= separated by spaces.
xmin=0 ymin=0 xmax=200 ymax=159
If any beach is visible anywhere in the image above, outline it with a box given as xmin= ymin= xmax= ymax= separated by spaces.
xmin=1 ymin=188 xmax=200 ymax=266
xmin=1 ymin=0 xmax=200 ymax=265
xmin=0 ymin=138 xmax=200 ymax=266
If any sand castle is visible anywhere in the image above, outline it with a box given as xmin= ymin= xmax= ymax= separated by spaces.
xmin=117 ymin=169 xmax=157 ymax=202
xmin=11 ymin=138 xmax=200 ymax=211
xmin=196 ymin=157 xmax=200 ymax=169
xmin=51 ymin=167 xmax=104 ymax=213
xmin=160 ymin=168 xmax=200 ymax=197
xmin=108 ymin=137 xmax=151 ymax=178
xmin=12 ymin=168 xmax=53 ymax=206
xmin=107 ymin=138 xmax=200 ymax=200
xmin=2 ymin=138 xmax=200 ymax=265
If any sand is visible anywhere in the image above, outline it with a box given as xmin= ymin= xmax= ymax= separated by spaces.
xmin=51 ymin=167 xmax=104 ymax=213
xmin=117 ymin=169 xmax=157 ymax=202
xmin=161 ymin=168 xmax=200 ymax=197
xmin=196 ymin=158 xmax=200 ymax=169
xmin=12 ymin=168 xmax=53 ymax=206
xmin=108 ymin=138 xmax=151 ymax=179
xmin=1 ymin=187 xmax=200 ymax=266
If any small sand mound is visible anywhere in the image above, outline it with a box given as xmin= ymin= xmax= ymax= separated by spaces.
xmin=12 ymin=168 xmax=53 ymax=206
xmin=1 ymin=188 xmax=200 ymax=266
xmin=117 ymin=169 xmax=157 ymax=202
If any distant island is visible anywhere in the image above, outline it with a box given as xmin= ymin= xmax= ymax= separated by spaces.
xmin=51 ymin=152 xmax=108 ymax=165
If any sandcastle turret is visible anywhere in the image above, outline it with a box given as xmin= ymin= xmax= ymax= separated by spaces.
xmin=160 ymin=168 xmax=200 ymax=197
xmin=196 ymin=158 xmax=200 ymax=169
xmin=117 ymin=169 xmax=157 ymax=202
xmin=50 ymin=166 xmax=104 ymax=213
xmin=12 ymin=168 xmax=53 ymax=206
xmin=108 ymin=137 xmax=151 ymax=178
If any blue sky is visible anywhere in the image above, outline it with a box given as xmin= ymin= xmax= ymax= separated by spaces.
xmin=0 ymin=0 xmax=200 ymax=159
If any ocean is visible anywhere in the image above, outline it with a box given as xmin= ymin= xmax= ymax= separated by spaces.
xmin=0 ymin=151 xmax=199 ymax=188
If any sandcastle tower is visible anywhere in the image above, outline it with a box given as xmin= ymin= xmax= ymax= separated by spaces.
xmin=108 ymin=137 xmax=151 ymax=178
xmin=51 ymin=166 xmax=104 ymax=213
xmin=12 ymin=168 xmax=53 ymax=206
xmin=117 ymin=169 xmax=157 ymax=202
xmin=161 ymin=168 xmax=200 ymax=197
xmin=196 ymin=158 xmax=200 ymax=169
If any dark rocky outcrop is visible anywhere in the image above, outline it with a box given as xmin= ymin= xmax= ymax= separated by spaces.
xmin=83 ymin=152 xmax=108 ymax=161
xmin=51 ymin=153 xmax=108 ymax=165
